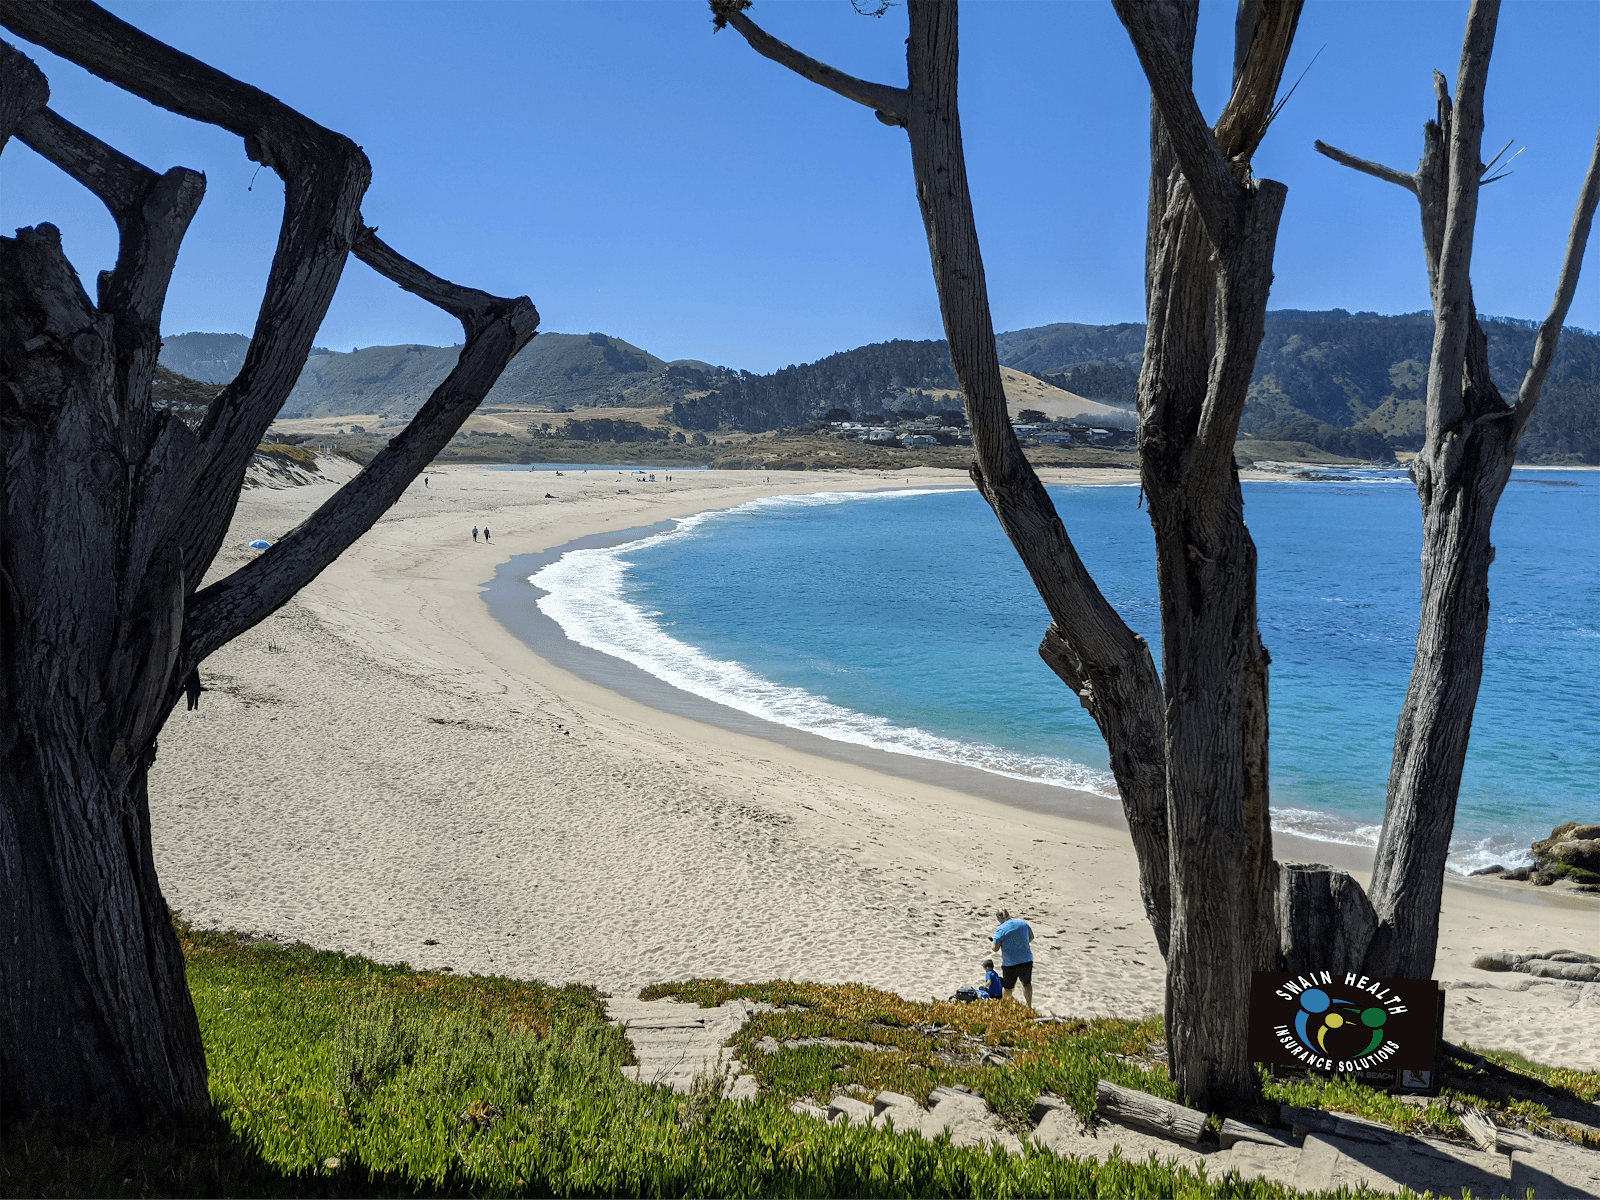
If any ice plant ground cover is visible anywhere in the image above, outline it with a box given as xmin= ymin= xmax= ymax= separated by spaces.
xmin=2 ymin=919 xmax=1593 ymax=1198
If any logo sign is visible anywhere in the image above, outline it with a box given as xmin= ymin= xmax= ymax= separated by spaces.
xmin=1248 ymin=970 xmax=1438 ymax=1074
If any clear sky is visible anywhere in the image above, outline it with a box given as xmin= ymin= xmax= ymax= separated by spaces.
xmin=3 ymin=0 xmax=1596 ymax=373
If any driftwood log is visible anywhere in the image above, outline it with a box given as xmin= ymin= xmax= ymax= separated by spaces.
xmin=1095 ymin=1079 xmax=1209 ymax=1144
xmin=1460 ymin=1108 xmax=1499 ymax=1154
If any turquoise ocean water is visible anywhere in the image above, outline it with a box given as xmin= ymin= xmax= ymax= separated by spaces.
xmin=530 ymin=469 xmax=1599 ymax=871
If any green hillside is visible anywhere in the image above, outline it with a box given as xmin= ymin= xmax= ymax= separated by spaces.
xmin=159 ymin=331 xmax=668 ymax=419
xmin=996 ymin=310 xmax=1599 ymax=464
xmin=160 ymin=312 xmax=1600 ymax=463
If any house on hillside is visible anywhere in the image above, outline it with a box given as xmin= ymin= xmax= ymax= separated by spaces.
xmin=900 ymin=434 xmax=937 ymax=448
xmin=866 ymin=427 xmax=897 ymax=443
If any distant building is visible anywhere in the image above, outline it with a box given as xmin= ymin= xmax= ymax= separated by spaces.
xmin=900 ymin=434 xmax=937 ymax=448
xmin=1038 ymin=432 xmax=1075 ymax=445
xmin=1087 ymin=428 xmax=1114 ymax=441
xmin=866 ymin=427 xmax=896 ymax=443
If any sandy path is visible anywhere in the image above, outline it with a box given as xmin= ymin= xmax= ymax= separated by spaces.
xmin=150 ymin=464 xmax=1600 ymax=1069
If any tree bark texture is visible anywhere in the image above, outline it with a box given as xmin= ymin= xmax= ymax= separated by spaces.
xmin=1115 ymin=0 xmax=1299 ymax=1112
xmin=1316 ymin=0 xmax=1599 ymax=978
xmin=719 ymin=0 xmax=1316 ymax=1111
xmin=1 ymin=7 xmax=538 ymax=1124
xmin=721 ymin=0 xmax=1175 ymax=958
xmin=722 ymin=0 xmax=1304 ymax=1112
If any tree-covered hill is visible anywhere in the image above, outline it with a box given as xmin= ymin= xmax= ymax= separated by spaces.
xmin=669 ymin=339 xmax=957 ymax=432
xmin=161 ymin=311 xmax=1599 ymax=462
xmin=996 ymin=310 xmax=1598 ymax=463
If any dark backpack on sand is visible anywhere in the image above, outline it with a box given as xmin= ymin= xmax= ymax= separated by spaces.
xmin=951 ymin=986 xmax=980 ymax=1003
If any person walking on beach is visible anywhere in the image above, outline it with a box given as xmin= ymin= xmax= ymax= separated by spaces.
xmin=991 ymin=909 xmax=1034 ymax=1010
xmin=472 ymin=526 xmax=479 ymax=542
xmin=483 ymin=525 xmax=491 ymax=542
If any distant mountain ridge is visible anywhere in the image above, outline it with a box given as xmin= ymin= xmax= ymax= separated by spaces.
xmin=159 ymin=331 xmax=666 ymax=418
xmin=160 ymin=309 xmax=1600 ymax=463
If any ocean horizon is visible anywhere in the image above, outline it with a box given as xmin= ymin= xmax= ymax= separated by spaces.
xmin=528 ymin=468 xmax=1599 ymax=872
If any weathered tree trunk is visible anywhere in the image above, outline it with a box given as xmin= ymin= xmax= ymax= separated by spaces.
xmin=1276 ymin=862 xmax=1377 ymax=973
xmin=1115 ymin=0 xmax=1299 ymax=1111
xmin=717 ymin=0 xmax=1301 ymax=1111
xmin=1316 ymin=0 xmax=1600 ymax=979
xmin=1 ymin=6 xmax=539 ymax=1124
xmin=898 ymin=2 xmax=1176 ymax=959
xmin=716 ymin=0 xmax=1175 ymax=957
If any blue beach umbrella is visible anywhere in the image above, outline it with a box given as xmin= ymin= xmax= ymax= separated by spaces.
xmin=248 ymin=539 xmax=272 ymax=550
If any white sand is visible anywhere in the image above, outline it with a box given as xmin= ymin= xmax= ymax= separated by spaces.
xmin=151 ymin=464 xmax=1600 ymax=1070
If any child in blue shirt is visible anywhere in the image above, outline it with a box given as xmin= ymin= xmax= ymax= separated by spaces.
xmin=980 ymin=958 xmax=1004 ymax=999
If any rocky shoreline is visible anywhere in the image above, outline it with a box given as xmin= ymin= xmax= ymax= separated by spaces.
xmin=1470 ymin=822 xmax=1600 ymax=892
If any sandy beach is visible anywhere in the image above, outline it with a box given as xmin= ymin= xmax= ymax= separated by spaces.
xmin=151 ymin=463 xmax=1600 ymax=1071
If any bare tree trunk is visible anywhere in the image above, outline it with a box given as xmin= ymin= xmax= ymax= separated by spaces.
xmin=1 ymin=6 xmax=538 ymax=1124
xmin=716 ymin=0 xmax=1174 ymax=957
xmin=897 ymin=2 xmax=1176 ymax=959
xmin=1115 ymin=0 xmax=1299 ymax=1111
xmin=1316 ymin=0 xmax=1600 ymax=978
xmin=715 ymin=0 xmax=1301 ymax=1111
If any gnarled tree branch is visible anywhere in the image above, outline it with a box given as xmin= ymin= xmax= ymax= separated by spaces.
xmin=16 ymin=106 xmax=205 ymax=355
xmin=0 ymin=1 xmax=374 ymax=587
xmin=1113 ymin=0 xmax=1247 ymax=248
xmin=722 ymin=9 xmax=908 ymax=126
xmin=1213 ymin=0 xmax=1303 ymax=160
xmin=179 ymin=234 xmax=539 ymax=668
xmin=17 ymin=105 xmax=155 ymax=210
xmin=0 ymin=36 xmax=47 ymax=144
xmin=352 ymin=226 xmax=510 ymax=336
xmin=1516 ymin=127 xmax=1600 ymax=426
xmin=1312 ymin=139 xmax=1418 ymax=194
xmin=710 ymin=0 xmax=1172 ymax=954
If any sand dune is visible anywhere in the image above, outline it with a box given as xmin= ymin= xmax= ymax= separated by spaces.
xmin=150 ymin=464 xmax=1599 ymax=1069
xmin=999 ymin=366 xmax=1137 ymax=428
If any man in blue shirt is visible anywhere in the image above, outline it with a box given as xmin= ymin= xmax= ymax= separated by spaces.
xmin=991 ymin=909 xmax=1034 ymax=1010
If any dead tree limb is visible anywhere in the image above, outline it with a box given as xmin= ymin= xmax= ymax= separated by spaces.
xmin=1116 ymin=0 xmax=1302 ymax=1112
xmin=16 ymin=106 xmax=206 ymax=401
xmin=718 ymin=0 xmax=1173 ymax=959
xmin=0 ymin=37 xmax=46 ymax=141
xmin=1316 ymin=0 xmax=1597 ymax=976
xmin=181 ymin=229 xmax=538 ymax=667
xmin=720 ymin=8 xmax=908 ymax=125
xmin=1516 ymin=129 xmax=1600 ymax=427
xmin=1312 ymin=141 xmax=1418 ymax=194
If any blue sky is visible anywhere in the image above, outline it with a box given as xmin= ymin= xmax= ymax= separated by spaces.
xmin=3 ymin=0 xmax=1596 ymax=373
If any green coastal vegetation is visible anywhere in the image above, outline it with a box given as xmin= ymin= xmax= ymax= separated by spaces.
xmin=6 ymin=918 xmax=1594 ymax=1199
xmin=162 ymin=308 xmax=1600 ymax=470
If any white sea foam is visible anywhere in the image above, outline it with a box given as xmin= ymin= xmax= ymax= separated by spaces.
xmin=1269 ymin=806 xmax=1535 ymax=874
xmin=532 ymin=489 xmax=1543 ymax=874
xmin=532 ymin=491 xmax=1122 ymax=799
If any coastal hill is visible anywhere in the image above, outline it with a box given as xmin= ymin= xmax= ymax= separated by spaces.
xmin=161 ymin=309 xmax=1600 ymax=463
xmin=159 ymin=331 xmax=668 ymax=419
xmin=992 ymin=310 xmax=1599 ymax=463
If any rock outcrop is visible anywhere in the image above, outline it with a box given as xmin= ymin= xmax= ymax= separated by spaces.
xmin=1532 ymin=822 xmax=1600 ymax=877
